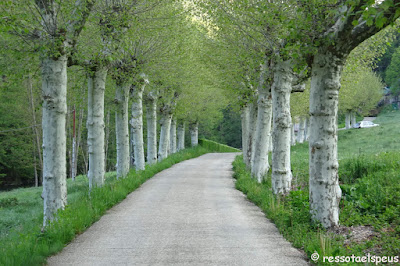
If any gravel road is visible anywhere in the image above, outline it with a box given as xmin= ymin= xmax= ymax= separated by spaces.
xmin=48 ymin=153 xmax=308 ymax=266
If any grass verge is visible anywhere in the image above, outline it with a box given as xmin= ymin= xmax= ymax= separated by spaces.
xmin=233 ymin=110 xmax=400 ymax=265
xmin=199 ymin=138 xmax=241 ymax=152
xmin=0 ymin=141 xmax=235 ymax=266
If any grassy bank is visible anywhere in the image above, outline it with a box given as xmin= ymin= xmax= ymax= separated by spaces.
xmin=233 ymin=110 xmax=400 ymax=265
xmin=199 ymin=138 xmax=241 ymax=152
xmin=0 ymin=141 xmax=235 ymax=265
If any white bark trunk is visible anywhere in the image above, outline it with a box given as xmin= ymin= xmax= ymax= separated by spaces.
xmin=271 ymin=60 xmax=293 ymax=194
xmin=131 ymin=85 xmax=145 ymax=170
xmin=177 ymin=121 xmax=185 ymax=151
xmin=158 ymin=112 xmax=172 ymax=160
xmin=251 ymin=59 xmax=272 ymax=182
xmin=71 ymin=136 xmax=77 ymax=180
xmin=350 ymin=111 xmax=356 ymax=128
xmin=249 ymin=102 xmax=258 ymax=169
xmin=306 ymin=117 xmax=310 ymax=141
xmin=190 ymin=122 xmax=199 ymax=147
xmin=268 ymin=130 xmax=273 ymax=153
xmin=170 ymin=118 xmax=177 ymax=154
xmin=87 ymin=67 xmax=107 ymax=190
xmin=345 ymin=111 xmax=351 ymax=129
xmin=115 ymin=82 xmax=130 ymax=178
xmin=309 ymin=51 xmax=342 ymax=228
xmin=145 ymin=97 xmax=157 ymax=164
xmin=71 ymin=109 xmax=83 ymax=180
xmin=104 ymin=111 xmax=110 ymax=171
xmin=291 ymin=123 xmax=296 ymax=146
xmin=241 ymin=104 xmax=251 ymax=165
xmin=251 ymin=91 xmax=272 ymax=183
xmin=297 ymin=117 xmax=306 ymax=143
xmin=41 ymin=56 xmax=68 ymax=226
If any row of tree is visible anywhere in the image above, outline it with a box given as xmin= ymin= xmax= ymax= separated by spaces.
xmin=0 ymin=0 xmax=396 ymax=230
xmin=0 ymin=0 xmax=232 ymax=226
xmin=194 ymin=0 xmax=398 ymax=228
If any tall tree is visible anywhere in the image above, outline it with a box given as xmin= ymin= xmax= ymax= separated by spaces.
xmin=303 ymin=0 xmax=400 ymax=228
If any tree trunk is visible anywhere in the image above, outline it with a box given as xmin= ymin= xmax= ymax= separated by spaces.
xmin=170 ymin=118 xmax=177 ymax=154
xmin=306 ymin=117 xmax=310 ymax=141
xmin=297 ymin=117 xmax=306 ymax=143
xmin=115 ymin=82 xmax=130 ymax=178
xmin=350 ymin=111 xmax=356 ymax=128
xmin=145 ymin=95 xmax=157 ymax=164
xmin=249 ymin=102 xmax=258 ymax=169
xmin=241 ymin=104 xmax=251 ymax=165
xmin=104 ymin=110 xmax=111 ymax=172
xmin=309 ymin=51 xmax=343 ymax=228
xmin=177 ymin=121 xmax=185 ymax=151
xmin=130 ymin=85 xmax=146 ymax=170
xmin=189 ymin=122 xmax=199 ymax=147
xmin=71 ymin=107 xmax=76 ymax=180
xmin=268 ymin=129 xmax=273 ymax=153
xmin=158 ymin=112 xmax=172 ymax=160
xmin=251 ymin=90 xmax=273 ymax=183
xmin=291 ymin=123 xmax=296 ymax=146
xmin=71 ymin=109 xmax=83 ymax=180
xmin=41 ymin=56 xmax=68 ymax=226
xmin=27 ymin=74 xmax=43 ymax=184
xmin=87 ymin=67 xmax=107 ymax=190
xmin=345 ymin=111 xmax=351 ymax=129
xmin=271 ymin=60 xmax=293 ymax=194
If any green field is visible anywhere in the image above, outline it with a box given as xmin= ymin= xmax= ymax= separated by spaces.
xmin=234 ymin=109 xmax=400 ymax=265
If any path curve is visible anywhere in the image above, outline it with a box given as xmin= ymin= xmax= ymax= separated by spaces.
xmin=48 ymin=153 xmax=308 ymax=265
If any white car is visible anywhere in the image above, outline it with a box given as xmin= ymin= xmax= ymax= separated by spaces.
xmin=358 ymin=121 xmax=379 ymax=128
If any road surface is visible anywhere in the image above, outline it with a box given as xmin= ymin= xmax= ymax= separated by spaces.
xmin=48 ymin=153 xmax=308 ymax=265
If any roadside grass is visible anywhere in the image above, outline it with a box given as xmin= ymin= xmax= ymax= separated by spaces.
xmin=234 ymin=110 xmax=400 ymax=265
xmin=199 ymin=138 xmax=241 ymax=152
xmin=0 ymin=141 xmax=234 ymax=266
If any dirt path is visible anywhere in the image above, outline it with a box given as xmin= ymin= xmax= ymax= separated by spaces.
xmin=48 ymin=153 xmax=308 ymax=265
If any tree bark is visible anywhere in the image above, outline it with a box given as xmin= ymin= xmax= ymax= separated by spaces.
xmin=297 ymin=117 xmax=306 ymax=143
xmin=27 ymin=74 xmax=42 ymax=186
xmin=115 ymin=82 xmax=130 ymax=178
xmin=87 ymin=67 xmax=107 ymax=190
xmin=271 ymin=60 xmax=293 ymax=194
xmin=268 ymin=130 xmax=273 ymax=153
xmin=309 ymin=51 xmax=343 ymax=228
xmin=248 ymin=102 xmax=258 ymax=169
xmin=251 ymin=91 xmax=272 ymax=182
xmin=251 ymin=59 xmax=272 ymax=183
xmin=291 ymin=123 xmax=296 ymax=146
xmin=104 ymin=110 xmax=110 ymax=172
xmin=241 ymin=104 xmax=251 ymax=165
xmin=170 ymin=118 xmax=177 ymax=154
xmin=158 ymin=111 xmax=172 ymax=160
xmin=130 ymin=84 xmax=146 ymax=170
xmin=345 ymin=111 xmax=351 ymax=129
xmin=71 ymin=109 xmax=83 ymax=180
xmin=350 ymin=111 xmax=356 ymax=128
xmin=189 ymin=122 xmax=199 ymax=147
xmin=145 ymin=92 xmax=158 ymax=164
xmin=41 ymin=56 xmax=68 ymax=226
xmin=177 ymin=121 xmax=185 ymax=151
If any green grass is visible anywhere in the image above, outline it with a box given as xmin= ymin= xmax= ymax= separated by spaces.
xmin=0 ymin=141 xmax=236 ymax=266
xmin=199 ymin=138 xmax=241 ymax=152
xmin=233 ymin=110 xmax=400 ymax=265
